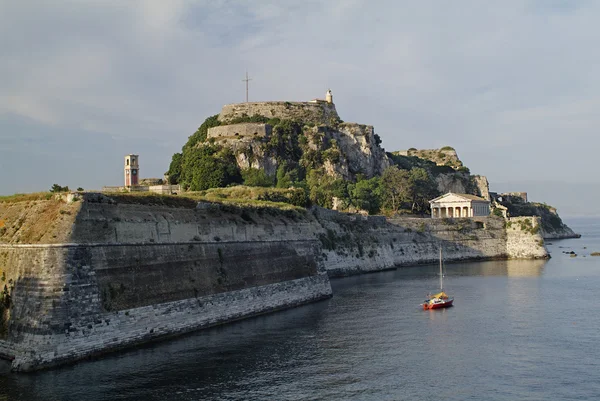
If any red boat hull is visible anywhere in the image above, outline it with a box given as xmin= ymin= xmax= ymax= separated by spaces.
xmin=423 ymin=299 xmax=454 ymax=310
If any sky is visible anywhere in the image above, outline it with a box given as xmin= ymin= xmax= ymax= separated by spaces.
xmin=1 ymin=1 xmax=598 ymax=216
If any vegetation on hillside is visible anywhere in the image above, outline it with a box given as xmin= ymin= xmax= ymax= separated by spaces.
xmin=166 ymin=114 xmax=471 ymax=215
xmin=497 ymin=197 xmax=570 ymax=234
xmin=395 ymin=148 xmax=464 ymax=170
xmin=50 ymin=184 xmax=70 ymax=193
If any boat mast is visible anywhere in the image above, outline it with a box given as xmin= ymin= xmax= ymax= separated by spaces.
xmin=439 ymin=247 xmax=443 ymax=291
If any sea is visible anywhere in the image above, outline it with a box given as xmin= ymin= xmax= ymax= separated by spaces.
xmin=1 ymin=217 xmax=599 ymax=400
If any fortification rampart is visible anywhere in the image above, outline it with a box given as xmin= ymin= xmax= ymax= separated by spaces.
xmin=207 ymin=123 xmax=272 ymax=140
xmin=311 ymin=208 xmax=548 ymax=277
xmin=0 ymin=194 xmax=548 ymax=371
xmin=218 ymin=101 xmax=340 ymax=126
xmin=0 ymin=195 xmax=332 ymax=371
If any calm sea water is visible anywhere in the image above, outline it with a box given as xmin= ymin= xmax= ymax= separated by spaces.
xmin=1 ymin=217 xmax=600 ymax=400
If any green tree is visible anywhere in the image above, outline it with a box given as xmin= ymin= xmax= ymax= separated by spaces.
xmin=409 ymin=167 xmax=439 ymax=214
xmin=276 ymin=162 xmax=303 ymax=188
xmin=181 ymin=145 xmax=242 ymax=191
xmin=184 ymin=114 xmax=221 ymax=150
xmin=166 ymin=152 xmax=183 ymax=184
xmin=380 ymin=166 xmax=411 ymax=212
xmin=349 ymin=176 xmax=381 ymax=214
xmin=50 ymin=184 xmax=69 ymax=193
xmin=241 ymin=168 xmax=274 ymax=187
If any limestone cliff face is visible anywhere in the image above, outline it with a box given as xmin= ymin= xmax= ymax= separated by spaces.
xmin=497 ymin=199 xmax=579 ymax=239
xmin=395 ymin=148 xmax=463 ymax=169
xmin=435 ymin=172 xmax=471 ymax=194
xmin=305 ymin=123 xmax=390 ymax=180
xmin=472 ymin=175 xmax=491 ymax=200
xmin=210 ymin=134 xmax=279 ymax=176
xmin=208 ymin=109 xmax=390 ymax=181
xmin=334 ymin=123 xmax=390 ymax=178
xmin=312 ymin=207 xmax=548 ymax=277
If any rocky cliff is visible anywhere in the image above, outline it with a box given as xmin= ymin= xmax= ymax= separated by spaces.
xmin=312 ymin=208 xmax=547 ymax=276
xmin=394 ymin=147 xmax=464 ymax=169
xmin=206 ymin=107 xmax=389 ymax=182
xmin=496 ymin=198 xmax=580 ymax=239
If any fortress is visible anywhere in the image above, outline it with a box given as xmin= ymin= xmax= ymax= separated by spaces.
xmin=216 ymin=89 xmax=340 ymax=126
xmin=207 ymin=90 xmax=341 ymax=141
xmin=203 ymin=90 xmax=391 ymax=180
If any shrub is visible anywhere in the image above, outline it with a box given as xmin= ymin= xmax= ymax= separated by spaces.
xmin=50 ymin=184 xmax=69 ymax=193
xmin=241 ymin=168 xmax=274 ymax=187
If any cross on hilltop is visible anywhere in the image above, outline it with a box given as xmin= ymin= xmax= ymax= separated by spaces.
xmin=242 ymin=71 xmax=252 ymax=103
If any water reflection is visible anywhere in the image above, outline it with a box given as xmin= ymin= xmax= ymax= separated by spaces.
xmin=397 ymin=258 xmax=547 ymax=279
xmin=505 ymin=259 xmax=546 ymax=277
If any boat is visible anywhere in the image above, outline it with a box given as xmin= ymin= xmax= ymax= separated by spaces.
xmin=423 ymin=248 xmax=454 ymax=310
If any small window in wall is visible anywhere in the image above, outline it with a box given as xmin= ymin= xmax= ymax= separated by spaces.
xmin=127 ymin=159 xmax=129 ymax=166
xmin=475 ymin=221 xmax=484 ymax=229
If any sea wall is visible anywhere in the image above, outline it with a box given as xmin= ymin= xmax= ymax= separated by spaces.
xmin=0 ymin=194 xmax=548 ymax=371
xmin=0 ymin=197 xmax=332 ymax=371
xmin=312 ymin=208 xmax=547 ymax=277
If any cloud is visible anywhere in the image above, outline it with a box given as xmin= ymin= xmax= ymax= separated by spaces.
xmin=1 ymin=0 xmax=599 ymax=214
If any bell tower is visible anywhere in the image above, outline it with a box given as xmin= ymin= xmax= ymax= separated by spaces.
xmin=124 ymin=154 xmax=139 ymax=186
xmin=325 ymin=89 xmax=333 ymax=104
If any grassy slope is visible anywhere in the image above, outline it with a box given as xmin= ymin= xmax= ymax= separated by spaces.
xmin=0 ymin=194 xmax=81 ymax=244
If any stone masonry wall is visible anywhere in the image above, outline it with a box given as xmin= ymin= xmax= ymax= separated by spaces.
xmin=0 ymin=195 xmax=548 ymax=371
xmin=312 ymin=208 xmax=547 ymax=277
xmin=207 ymin=123 xmax=272 ymax=140
xmin=0 ymin=239 xmax=331 ymax=372
xmin=506 ymin=216 xmax=548 ymax=258
xmin=0 ymin=197 xmax=333 ymax=371
xmin=218 ymin=102 xmax=340 ymax=126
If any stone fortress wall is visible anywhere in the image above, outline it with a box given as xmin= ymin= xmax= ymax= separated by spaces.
xmin=218 ymin=101 xmax=340 ymax=126
xmin=0 ymin=194 xmax=333 ymax=371
xmin=312 ymin=207 xmax=547 ymax=277
xmin=207 ymin=123 xmax=272 ymax=139
xmin=210 ymin=93 xmax=389 ymax=180
xmin=0 ymin=194 xmax=549 ymax=371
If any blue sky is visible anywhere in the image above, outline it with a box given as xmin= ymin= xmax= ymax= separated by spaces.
xmin=1 ymin=1 xmax=598 ymax=216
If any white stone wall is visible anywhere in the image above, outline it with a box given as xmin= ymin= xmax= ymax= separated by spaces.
xmin=506 ymin=216 xmax=548 ymax=258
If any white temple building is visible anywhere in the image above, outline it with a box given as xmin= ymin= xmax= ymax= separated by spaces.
xmin=429 ymin=193 xmax=490 ymax=218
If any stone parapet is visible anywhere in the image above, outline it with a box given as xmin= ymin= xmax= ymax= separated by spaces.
xmin=218 ymin=101 xmax=340 ymax=126
xmin=207 ymin=123 xmax=272 ymax=139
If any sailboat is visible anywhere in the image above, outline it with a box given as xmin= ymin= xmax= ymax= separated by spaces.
xmin=422 ymin=247 xmax=454 ymax=310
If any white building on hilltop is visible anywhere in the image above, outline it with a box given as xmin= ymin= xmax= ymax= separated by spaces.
xmin=430 ymin=193 xmax=490 ymax=218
